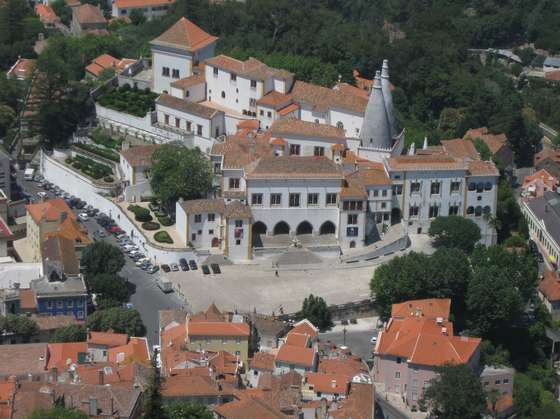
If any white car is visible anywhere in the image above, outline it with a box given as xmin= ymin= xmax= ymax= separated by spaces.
xmin=78 ymin=213 xmax=89 ymax=221
xmin=370 ymin=335 xmax=378 ymax=344
xmin=37 ymin=191 xmax=47 ymax=198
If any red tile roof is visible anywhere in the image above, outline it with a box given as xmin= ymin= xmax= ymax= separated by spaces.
xmin=249 ymin=352 xmax=275 ymax=371
xmin=35 ymin=4 xmax=60 ymax=24
xmin=441 ymin=138 xmax=480 ymax=160
xmin=73 ymin=4 xmax=106 ymax=24
xmin=275 ymin=344 xmax=316 ymax=368
xmin=7 ymin=58 xmax=36 ymax=80
xmin=161 ymin=375 xmax=234 ymax=397
xmin=47 ymin=342 xmax=88 ymax=371
xmin=0 ymin=378 xmax=16 ymax=419
xmin=26 ymin=199 xmax=75 ymax=225
xmin=120 ymin=144 xmax=161 ymax=167
xmin=187 ymin=321 xmax=250 ymax=337
xmin=270 ymin=118 xmax=345 ymax=140
xmin=108 ymin=337 xmax=150 ymax=365
xmin=330 ymin=382 xmax=374 ymax=419
xmin=151 ymin=17 xmax=218 ymax=53
xmin=523 ymin=169 xmax=558 ymax=190
xmin=289 ymin=320 xmax=318 ymax=338
xmin=463 ymin=127 xmax=508 ymax=155
xmin=467 ymin=160 xmax=500 ymax=176
xmin=305 ymin=372 xmax=350 ymax=395
xmin=539 ymin=270 xmax=560 ymax=302
xmin=391 ymin=298 xmax=451 ymax=320
xmin=88 ymin=331 xmax=129 ymax=347
xmin=285 ymin=333 xmax=309 ymax=348
xmin=214 ymin=396 xmax=287 ymax=419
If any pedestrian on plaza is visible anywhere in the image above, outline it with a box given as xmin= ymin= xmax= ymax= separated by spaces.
xmin=275 ymin=269 xmax=279 ymax=277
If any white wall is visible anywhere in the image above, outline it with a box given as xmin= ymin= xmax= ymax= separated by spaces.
xmin=280 ymin=134 xmax=345 ymax=158
xmin=112 ymin=3 xmax=171 ymax=20
xmin=328 ymin=109 xmax=363 ymax=139
xmin=226 ymin=217 xmax=250 ymax=261
xmin=187 ymin=212 xmax=222 ymax=249
xmin=152 ymin=47 xmax=193 ymax=94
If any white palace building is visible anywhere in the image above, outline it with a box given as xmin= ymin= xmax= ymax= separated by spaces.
xmin=96 ymin=17 xmax=499 ymax=262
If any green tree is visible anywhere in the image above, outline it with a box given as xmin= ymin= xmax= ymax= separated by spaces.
xmin=50 ymin=0 xmax=72 ymax=25
xmin=86 ymin=307 xmax=146 ymax=336
xmin=129 ymin=8 xmax=146 ymax=25
xmin=26 ymin=407 xmax=89 ymax=419
xmin=423 ymin=364 xmax=486 ymax=419
xmin=428 ymin=216 xmax=481 ymax=254
xmin=143 ymin=354 xmax=165 ymax=419
xmin=81 ymin=242 xmax=125 ymax=275
xmin=150 ymin=145 xmax=213 ymax=211
xmin=165 ymin=401 xmax=213 ymax=419
xmin=298 ymin=294 xmax=333 ymax=332
xmin=52 ymin=325 xmax=87 ymax=343
xmin=472 ymin=137 xmax=493 ymax=161
xmin=0 ymin=104 xmax=15 ymax=137
xmin=87 ymin=273 xmax=129 ymax=305
xmin=0 ymin=314 xmax=38 ymax=337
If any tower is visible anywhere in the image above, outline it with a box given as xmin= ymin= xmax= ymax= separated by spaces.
xmin=359 ymin=71 xmax=392 ymax=150
xmin=381 ymin=59 xmax=396 ymax=138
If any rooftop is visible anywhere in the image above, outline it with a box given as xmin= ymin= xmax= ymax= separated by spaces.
xmin=463 ymin=127 xmax=508 ymax=155
xmin=41 ymin=235 xmax=80 ymax=276
xmin=161 ymin=375 xmax=234 ymax=397
xmin=7 ymin=58 xmax=36 ymax=80
xmin=88 ymin=331 xmax=129 ymax=347
xmin=391 ymin=298 xmax=451 ymax=320
xmin=386 ymin=154 xmax=466 ymax=172
xmin=30 ymin=275 xmax=87 ymax=298
xmin=0 ymin=343 xmax=48 ymax=377
xmin=187 ymin=320 xmax=250 ymax=337
xmin=73 ymin=3 xmax=106 ymax=25
xmin=539 ymin=270 xmax=560 ymax=302
xmin=214 ymin=396 xmax=287 ymax=419
xmin=467 ymin=160 xmax=500 ymax=177
xmin=26 ymin=198 xmax=75 ymax=225
xmin=270 ymin=119 xmax=345 ymax=140
xmin=275 ymin=344 xmax=316 ymax=368
xmin=115 ymin=0 xmax=175 ymax=9
xmin=156 ymin=93 xmax=219 ymax=119
xmin=150 ymin=17 xmax=218 ymax=53
xmin=305 ymin=372 xmax=350 ymax=395
xmin=526 ymin=191 xmax=560 ymax=248
xmin=247 ymin=156 xmax=344 ymax=180
xmin=35 ymin=4 xmax=60 ymax=24
xmin=120 ymin=144 xmax=161 ymax=168
xmin=205 ymin=55 xmax=293 ymax=81
xmin=291 ymin=80 xmax=367 ymax=114
xmin=170 ymin=73 xmax=205 ymax=89
xmin=441 ymin=138 xmax=480 ymax=160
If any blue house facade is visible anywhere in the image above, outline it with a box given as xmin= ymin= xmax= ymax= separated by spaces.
xmin=31 ymin=275 xmax=88 ymax=321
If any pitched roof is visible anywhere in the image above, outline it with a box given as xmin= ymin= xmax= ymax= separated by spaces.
xmin=463 ymin=127 xmax=508 ymax=154
xmin=285 ymin=333 xmax=310 ymax=348
xmin=0 ymin=379 xmax=16 ymax=419
xmin=290 ymin=319 xmax=318 ymax=338
xmin=205 ymin=55 xmax=293 ymax=81
xmin=330 ymin=383 xmax=373 ymax=419
xmin=523 ymin=169 xmax=558 ymax=189
xmin=333 ymin=82 xmax=370 ymax=99
xmin=441 ymin=138 xmax=480 ymax=160
xmin=73 ymin=4 xmax=106 ymax=25
xmin=539 ymin=270 xmax=560 ymax=302
xmin=180 ymin=199 xmax=225 ymax=215
xmin=291 ymin=81 xmax=367 ymax=114
xmin=170 ymin=73 xmax=205 ymax=89
xmin=467 ymin=160 xmax=500 ymax=177
xmin=256 ymin=91 xmax=293 ymax=110
xmin=35 ymin=4 xmax=60 ymax=24
xmin=249 ymin=352 xmax=275 ymax=371
xmin=275 ymin=344 xmax=316 ymax=367
xmin=210 ymin=132 xmax=274 ymax=170
xmin=85 ymin=54 xmax=136 ymax=77
xmin=386 ymin=155 xmax=466 ymax=171
xmin=120 ymin=144 xmax=161 ymax=167
xmin=545 ymin=70 xmax=560 ymax=81
xmin=161 ymin=375 xmax=234 ymax=397
xmin=7 ymin=58 xmax=36 ymax=80
xmin=88 ymin=331 xmax=129 ymax=347
xmin=305 ymin=372 xmax=350 ymax=395
xmin=41 ymin=235 xmax=80 ymax=276
xmin=150 ymin=17 xmax=218 ymax=53
xmin=156 ymin=93 xmax=219 ymax=119
xmin=108 ymin=337 xmax=150 ymax=365
xmin=318 ymin=358 xmax=367 ymax=378
xmin=391 ymin=298 xmax=451 ymax=320
xmin=115 ymin=0 xmax=175 ymax=9
xmin=214 ymin=396 xmax=287 ymax=419
xmin=46 ymin=342 xmax=88 ymax=370
xmin=0 ymin=343 xmax=48 ymax=377
xmin=187 ymin=321 xmax=250 ymax=337
xmin=247 ymin=156 xmax=344 ymax=180
xmin=47 ymin=216 xmax=91 ymax=245
xmin=270 ymin=119 xmax=345 ymax=140
xmin=225 ymin=200 xmax=252 ymax=219
xmin=26 ymin=199 xmax=74 ymax=225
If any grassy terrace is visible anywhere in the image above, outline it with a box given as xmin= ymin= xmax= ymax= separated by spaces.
xmin=97 ymin=85 xmax=157 ymax=117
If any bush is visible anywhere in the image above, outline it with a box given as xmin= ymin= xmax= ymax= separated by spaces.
xmin=90 ymin=128 xmax=121 ymax=150
xmin=128 ymin=205 xmax=153 ymax=222
xmin=74 ymin=143 xmax=120 ymax=162
xmin=157 ymin=215 xmax=173 ymax=226
xmin=142 ymin=221 xmax=160 ymax=230
xmin=104 ymin=176 xmax=114 ymax=183
xmin=154 ymin=231 xmax=173 ymax=244
xmin=65 ymin=157 xmax=73 ymax=164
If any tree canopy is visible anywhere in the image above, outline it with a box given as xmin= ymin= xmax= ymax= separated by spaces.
xmin=52 ymin=325 xmax=87 ymax=343
xmin=165 ymin=401 xmax=213 ymax=419
xmin=26 ymin=407 xmax=88 ymax=419
xmin=423 ymin=364 xmax=486 ymax=419
xmin=428 ymin=216 xmax=481 ymax=254
xmin=298 ymin=294 xmax=333 ymax=332
xmin=0 ymin=314 xmax=38 ymax=337
xmin=150 ymin=145 xmax=213 ymax=210
xmin=86 ymin=307 xmax=146 ymax=337
xmin=81 ymin=242 xmax=125 ymax=276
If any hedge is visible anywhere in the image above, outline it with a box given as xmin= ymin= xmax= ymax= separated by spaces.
xmin=141 ymin=221 xmax=160 ymax=230
xmin=157 ymin=215 xmax=174 ymax=226
xmin=72 ymin=155 xmax=113 ymax=180
xmin=98 ymin=85 xmax=157 ymax=117
xmin=127 ymin=205 xmax=153 ymax=222
xmin=90 ymin=128 xmax=121 ymax=150
xmin=74 ymin=143 xmax=120 ymax=162
xmin=154 ymin=231 xmax=173 ymax=244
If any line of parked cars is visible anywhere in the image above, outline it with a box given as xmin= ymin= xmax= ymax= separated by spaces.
xmin=117 ymin=234 xmax=159 ymax=274
xmin=161 ymin=258 xmax=198 ymax=273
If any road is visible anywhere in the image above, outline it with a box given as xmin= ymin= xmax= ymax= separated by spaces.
xmin=18 ymin=172 xmax=185 ymax=346
xmin=319 ymin=317 xmax=378 ymax=360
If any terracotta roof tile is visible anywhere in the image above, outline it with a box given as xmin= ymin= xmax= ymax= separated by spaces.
xmin=289 ymin=320 xmax=318 ymax=338
xmin=0 ymin=379 xmax=16 ymax=419
xmin=467 ymin=160 xmax=500 ymax=177
xmin=31 ymin=315 xmax=80 ymax=331
xmin=73 ymin=4 xmax=105 ymax=24
xmin=247 ymin=156 xmax=344 ymax=179
xmin=41 ymin=235 xmax=80 ymax=276
xmin=47 ymin=342 xmax=88 ymax=371
xmin=214 ymin=396 xmax=287 ymax=419
xmin=285 ymin=333 xmax=309 ymax=348
xmin=170 ymin=73 xmax=205 ymax=89
xmin=35 ymin=4 xmax=60 ymax=24
xmin=19 ymin=289 xmax=36 ymax=311
xmin=187 ymin=321 xmax=250 ymax=337
xmin=257 ymin=91 xmax=293 ymax=110
xmin=278 ymin=103 xmax=299 ymax=116
xmin=523 ymin=169 xmax=558 ymax=190
xmin=157 ymin=93 xmax=219 ymax=119
xmin=441 ymin=138 xmax=480 ymax=160
xmin=330 ymin=382 xmax=373 ymax=419
xmin=391 ymin=298 xmax=451 ymax=320
xmin=539 ymin=270 xmax=560 ymax=302
xmin=305 ymin=372 xmax=350 ymax=395
xmin=386 ymin=155 xmax=466 ymax=171
xmin=88 ymin=331 xmax=129 ymax=347
xmin=249 ymin=352 xmax=275 ymax=371
xmin=463 ymin=127 xmax=508 ymax=155
xmin=545 ymin=70 xmax=560 ymax=81
xmin=224 ymin=201 xmax=252 ymax=219
xmin=120 ymin=144 xmax=161 ymax=167
xmin=180 ymin=199 xmax=225 ymax=215
xmin=210 ymin=132 xmax=274 ymax=170
xmin=333 ymin=82 xmax=370 ymax=99
xmin=275 ymin=344 xmax=316 ymax=367
xmin=7 ymin=58 xmax=36 ymax=80
xmin=271 ymin=119 xmax=345 ymax=140
xmin=205 ymin=55 xmax=293 ymax=81
xmin=291 ymin=80 xmax=367 ymax=114
xmin=115 ymin=0 xmax=175 ymax=9
xmin=151 ymin=17 xmax=218 ymax=53
xmin=108 ymin=337 xmax=150 ymax=365
xmin=26 ymin=199 xmax=75 ymax=225
xmin=318 ymin=358 xmax=367 ymax=378
xmin=161 ymin=375 xmax=234 ymax=397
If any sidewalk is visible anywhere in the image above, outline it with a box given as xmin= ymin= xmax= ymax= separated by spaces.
xmin=374 ymin=382 xmax=428 ymax=419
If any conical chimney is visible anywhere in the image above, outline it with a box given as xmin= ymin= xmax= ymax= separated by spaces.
xmin=381 ymin=59 xmax=396 ymax=138
xmin=359 ymin=71 xmax=392 ymax=150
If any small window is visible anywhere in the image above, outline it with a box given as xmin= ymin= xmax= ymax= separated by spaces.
xmin=229 ymin=178 xmax=240 ymax=189
xmin=235 ymin=220 xmax=243 ymax=228
xmin=230 ymin=73 xmax=236 ymax=81
xmin=326 ymin=193 xmax=337 ymax=205
xmin=347 ymin=214 xmax=358 ymax=225
xmin=267 ymin=111 xmax=272 ymax=118
xmin=484 ymin=182 xmax=493 ymax=191
xmin=197 ymin=125 xmax=203 ymax=136
xmin=164 ymin=114 xmax=169 ymax=125
xmin=270 ymin=193 xmax=281 ymax=206
xmin=476 ymin=182 xmax=484 ymax=193
xmin=221 ymin=91 xmax=226 ymax=99
xmin=251 ymin=193 xmax=263 ymax=205
xmin=260 ymin=110 xmax=264 ymax=116
xmin=467 ymin=206 xmax=474 ymax=214
xmin=208 ymin=213 xmax=215 ymax=222
xmin=162 ymin=67 xmax=170 ymax=77
xmin=208 ymin=229 xmax=214 ymax=235
xmin=346 ymin=227 xmax=358 ymax=237
xmin=450 ymin=181 xmax=461 ymax=193
xmin=213 ymin=67 xmax=218 ymax=76
xmin=186 ymin=121 xmax=192 ymax=131
xmin=336 ymin=121 xmax=344 ymax=129
xmin=175 ymin=117 xmax=180 ymax=128
xmin=249 ymin=98 xmax=256 ymax=107
xmin=289 ymin=144 xmax=301 ymax=155
xmin=314 ymin=146 xmax=324 ymax=156
xmin=410 ymin=182 xmax=421 ymax=193
xmin=194 ymin=214 xmax=202 ymax=223
xmin=67 ymin=300 xmax=73 ymax=308
xmin=250 ymin=80 xmax=257 ymax=88
xmin=395 ymin=371 xmax=401 ymax=378
xmin=191 ymin=233 xmax=196 ymax=241
xmin=57 ymin=301 xmax=63 ymax=309
xmin=429 ymin=205 xmax=439 ymax=218
xmin=172 ymin=69 xmax=179 ymax=79
xmin=289 ymin=193 xmax=300 ymax=207
xmin=307 ymin=193 xmax=318 ymax=205
xmin=373 ymin=190 xmax=379 ymax=197
xmin=382 ymin=189 xmax=387 ymax=197
xmin=468 ymin=182 xmax=476 ymax=191
xmin=235 ymin=239 xmax=241 ymax=245
xmin=430 ymin=181 xmax=441 ymax=195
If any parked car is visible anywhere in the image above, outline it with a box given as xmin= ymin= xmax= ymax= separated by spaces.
xmin=189 ymin=260 xmax=198 ymax=270
xmin=37 ymin=191 xmax=47 ymax=198
xmin=170 ymin=263 xmax=179 ymax=272
xmin=201 ymin=265 xmax=211 ymax=275
xmin=75 ymin=201 xmax=86 ymax=209
xmin=161 ymin=264 xmax=171 ymax=273
xmin=210 ymin=264 xmax=221 ymax=274
xmin=148 ymin=265 xmax=159 ymax=274
xmin=96 ymin=230 xmax=106 ymax=238
xmin=179 ymin=258 xmax=189 ymax=271
xmin=110 ymin=226 xmax=124 ymax=235
xmin=78 ymin=213 xmax=89 ymax=222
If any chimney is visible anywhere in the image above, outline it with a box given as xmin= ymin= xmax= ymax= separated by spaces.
xmin=98 ymin=369 xmax=104 ymax=385
xmin=408 ymin=142 xmax=416 ymax=156
xmin=442 ymin=327 xmax=448 ymax=336
xmin=331 ymin=379 xmax=337 ymax=389
xmin=423 ymin=136 xmax=428 ymax=150
xmin=27 ymin=373 xmax=33 ymax=382
xmin=89 ymin=396 xmax=97 ymax=416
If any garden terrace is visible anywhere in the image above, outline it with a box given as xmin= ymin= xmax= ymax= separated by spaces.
xmin=74 ymin=143 xmax=120 ymax=162
xmin=66 ymin=154 xmax=114 ymax=182
xmin=97 ymin=85 xmax=157 ymax=118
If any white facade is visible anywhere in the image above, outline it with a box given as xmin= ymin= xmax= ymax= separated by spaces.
xmin=112 ymin=1 xmax=172 ymax=21
xmin=155 ymin=101 xmax=225 ymax=141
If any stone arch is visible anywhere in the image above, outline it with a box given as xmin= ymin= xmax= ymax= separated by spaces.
xmin=296 ymin=221 xmax=313 ymax=235
xmin=349 ymin=241 xmax=356 ymax=248
xmin=319 ymin=221 xmax=336 ymax=235
xmin=252 ymin=221 xmax=267 ymax=236
xmin=273 ymin=221 xmax=290 ymax=235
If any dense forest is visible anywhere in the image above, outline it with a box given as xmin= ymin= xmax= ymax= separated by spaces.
xmin=1 ymin=0 xmax=559 ymax=155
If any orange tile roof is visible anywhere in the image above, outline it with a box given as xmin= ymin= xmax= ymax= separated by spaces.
xmin=539 ymin=270 xmax=560 ymax=302
xmin=74 ymin=3 xmax=106 ymax=24
xmin=270 ymin=137 xmax=287 ymax=146
xmin=44 ymin=216 xmax=91 ymax=245
xmin=161 ymin=375 xmax=234 ymax=398
xmin=275 ymin=344 xmax=316 ymax=367
xmin=74 ymin=362 xmax=136 ymax=385
xmin=210 ymin=132 xmax=274 ymax=170
xmin=47 ymin=342 xmax=88 ymax=371
xmin=115 ymin=0 xmax=175 ymax=9
xmin=467 ymin=160 xmax=500 ymax=177
xmin=88 ymin=331 xmax=129 ymax=347
xmin=341 ymin=174 xmax=367 ymax=198
xmin=249 ymin=352 xmax=275 ymax=371
xmin=330 ymin=382 xmax=373 ymax=419
xmin=85 ymin=54 xmax=135 ymax=77
xmin=290 ymin=320 xmax=318 ymax=338
xmin=291 ymin=81 xmax=367 ymax=114
xmin=0 ymin=379 xmax=16 ymax=419
xmin=463 ymin=127 xmax=508 ymax=155
xmin=333 ymin=82 xmax=370 ymax=100
xmin=545 ymin=70 xmax=560 ymax=82
xmin=391 ymin=298 xmax=451 ymax=320
xmin=151 ymin=17 xmax=218 ymax=53
xmin=271 ymin=119 xmax=345 ymax=140
xmin=108 ymin=337 xmax=150 ymax=365
xmin=247 ymin=156 xmax=344 ymax=180
xmin=170 ymin=73 xmax=205 ymax=89
xmin=19 ymin=289 xmax=36 ymax=311
xmin=187 ymin=321 xmax=250 ymax=337
xmin=535 ymin=148 xmax=560 ymax=165
xmin=376 ymin=316 xmax=481 ymax=367
xmin=318 ymin=358 xmax=367 ymax=378
xmin=305 ymin=372 xmax=350 ymax=395
xmin=257 ymin=91 xmax=293 ymax=110
xmin=35 ymin=4 xmax=60 ymax=24
xmin=441 ymin=138 xmax=480 ymax=160
xmin=26 ymin=199 xmax=75 ymax=225
xmin=523 ymin=169 xmax=558 ymax=190
xmin=285 ymin=333 xmax=309 ymax=348
xmin=120 ymin=144 xmax=161 ymax=167
xmin=277 ymin=103 xmax=299 ymax=116
xmin=214 ymin=396 xmax=287 ymax=419
xmin=7 ymin=58 xmax=36 ymax=80
xmin=205 ymin=55 xmax=292 ymax=81
xmin=386 ymin=155 xmax=466 ymax=171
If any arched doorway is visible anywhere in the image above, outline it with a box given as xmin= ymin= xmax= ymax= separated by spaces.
xmin=296 ymin=221 xmax=313 ymax=235
xmin=350 ymin=241 xmax=356 ymax=248
xmin=319 ymin=221 xmax=336 ymax=235
xmin=211 ymin=237 xmax=220 ymax=248
xmin=273 ymin=221 xmax=290 ymax=235
xmin=252 ymin=222 xmax=267 ymax=235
